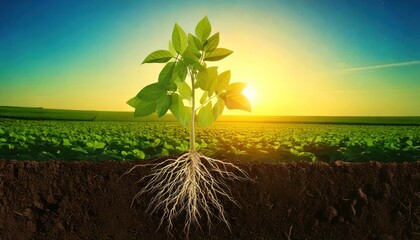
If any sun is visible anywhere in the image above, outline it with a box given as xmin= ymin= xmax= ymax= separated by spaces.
xmin=242 ymin=84 xmax=257 ymax=104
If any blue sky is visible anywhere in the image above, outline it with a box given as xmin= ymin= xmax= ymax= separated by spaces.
xmin=1 ymin=0 xmax=419 ymax=115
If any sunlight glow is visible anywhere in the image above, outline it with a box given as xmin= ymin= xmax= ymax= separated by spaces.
xmin=242 ymin=84 xmax=257 ymax=105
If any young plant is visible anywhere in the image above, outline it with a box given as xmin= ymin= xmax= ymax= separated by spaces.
xmin=126 ymin=16 xmax=251 ymax=235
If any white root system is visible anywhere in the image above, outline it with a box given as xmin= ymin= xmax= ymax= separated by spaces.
xmin=125 ymin=151 xmax=249 ymax=235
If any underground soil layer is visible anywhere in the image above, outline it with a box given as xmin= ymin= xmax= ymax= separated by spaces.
xmin=0 ymin=159 xmax=419 ymax=240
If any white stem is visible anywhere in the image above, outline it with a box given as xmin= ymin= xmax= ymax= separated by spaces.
xmin=190 ymin=73 xmax=196 ymax=152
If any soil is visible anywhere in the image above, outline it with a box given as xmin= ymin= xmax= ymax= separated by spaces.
xmin=0 ymin=159 xmax=419 ymax=240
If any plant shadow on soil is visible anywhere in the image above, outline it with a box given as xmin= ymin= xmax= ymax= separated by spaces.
xmin=0 ymin=158 xmax=419 ymax=239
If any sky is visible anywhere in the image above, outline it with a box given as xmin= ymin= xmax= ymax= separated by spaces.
xmin=0 ymin=0 xmax=419 ymax=116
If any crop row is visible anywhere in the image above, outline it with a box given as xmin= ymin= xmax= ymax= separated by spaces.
xmin=0 ymin=119 xmax=419 ymax=162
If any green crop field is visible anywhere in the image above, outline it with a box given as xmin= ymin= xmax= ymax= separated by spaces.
xmin=0 ymin=114 xmax=419 ymax=162
xmin=2 ymin=106 xmax=420 ymax=124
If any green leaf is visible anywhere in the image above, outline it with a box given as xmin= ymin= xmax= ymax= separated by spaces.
xmin=161 ymin=148 xmax=169 ymax=156
xmin=200 ymin=139 xmax=208 ymax=148
xmin=158 ymin=62 xmax=176 ymax=89
xmin=137 ymin=83 xmax=166 ymax=101
xmin=224 ymin=93 xmax=251 ymax=112
xmin=173 ymin=61 xmax=188 ymax=82
xmin=152 ymin=138 xmax=161 ymax=147
xmin=72 ymin=146 xmax=88 ymax=154
xmin=156 ymin=94 xmax=172 ymax=117
xmin=290 ymin=148 xmax=300 ymax=156
xmin=121 ymin=150 xmax=128 ymax=157
xmin=204 ymin=32 xmax=219 ymax=52
xmin=195 ymin=16 xmax=211 ymax=42
xmin=204 ymin=48 xmax=233 ymax=61
xmin=188 ymin=34 xmax=201 ymax=58
xmin=213 ymin=99 xmax=225 ymax=120
xmin=176 ymin=80 xmax=192 ymax=99
xmin=127 ymin=97 xmax=141 ymax=108
xmin=62 ymin=139 xmax=71 ymax=146
xmin=0 ymin=128 xmax=4 ymax=134
xmin=134 ymin=100 xmax=156 ymax=117
xmin=188 ymin=34 xmax=203 ymax=54
xmin=168 ymin=41 xmax=177 ymax=56
xmin=180 ymin=108 xmax=192 ymax=127
xmin=197 ymin=102 xmax=214 ymax=127
xmin=142 ymin=50 xmax=173 ymax=63
xmin=182 ymin=46 xmax=200 ymax=67
xmin=170 ymin=93 xmax=191 ymax=127
xmin=172 ymin=23 xmax=188 ymax=54
xmin=196 ymin=67 xmax=218 ymax=92
xmin=195 ymin=70 xmax=206 ymax=89
xmin=406 ymin=140 xmax=413 ymax=146
xmin=164 ymin=141 xmax=174 ymax=150
xmin=133 ymin=149 xmax=145 ymax=159
xmin=176 ymin=143 xmax=189 ymax=152
xmin=225 ymin=82 xmax=246 ymax=93
xmin=200 ymin=91 xmax=208 ymax=104
xmin=93 ymin=141 xmax=106 ymax=150
xmin=214 ymin=70 xmax=230 ymax=94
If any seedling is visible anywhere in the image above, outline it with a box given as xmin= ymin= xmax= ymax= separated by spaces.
xmin=126 ymin=16 xmax=251 ymax=235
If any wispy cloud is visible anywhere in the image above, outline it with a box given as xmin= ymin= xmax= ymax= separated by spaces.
xmin=342 ymin=60 xmax=420 ymax=72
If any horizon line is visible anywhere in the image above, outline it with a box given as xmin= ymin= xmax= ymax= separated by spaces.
xmin=0 ymin=105 xmax=419 ymax=117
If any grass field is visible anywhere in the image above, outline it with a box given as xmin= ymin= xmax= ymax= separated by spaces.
xmin=1 ymin=106 xmax=420 ymax=125
xmin=0 ymin=106 xmax=419 ymax=162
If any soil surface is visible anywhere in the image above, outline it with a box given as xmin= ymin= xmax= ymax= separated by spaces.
xmin=0 ymin=159 xmax=419 ymax=240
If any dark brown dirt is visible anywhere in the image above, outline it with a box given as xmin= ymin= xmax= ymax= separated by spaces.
xmin=0 ymin=159 xmax=419 ymax=240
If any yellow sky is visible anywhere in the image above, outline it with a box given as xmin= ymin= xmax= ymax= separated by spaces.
xmin=1 ymin=2 xmax=419 ymax=116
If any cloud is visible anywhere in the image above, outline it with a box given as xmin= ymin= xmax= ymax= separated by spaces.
xmin=342 ymin=60 xmax=420 ymax=72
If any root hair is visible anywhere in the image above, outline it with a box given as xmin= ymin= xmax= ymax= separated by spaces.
xmin=124 ymin=151 xmax=249 ymax=236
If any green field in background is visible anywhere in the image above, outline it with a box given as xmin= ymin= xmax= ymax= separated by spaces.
xmin=1 ymin=106 xmax=420 ymax=125
xmin=1 ymin=119 xmax=419 ymax=162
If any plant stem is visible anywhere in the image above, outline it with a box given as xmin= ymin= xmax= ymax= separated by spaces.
xmin=195 ymin=92 xmax=221 ymax=112
xmin=190 ymin=73 xmax=196 ymax=152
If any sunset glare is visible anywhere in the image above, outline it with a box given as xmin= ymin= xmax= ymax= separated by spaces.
xmin=242 ymin=85 xmax=257 ymax=106
xmin=1 ymin=0 xmax=419 ymax=116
